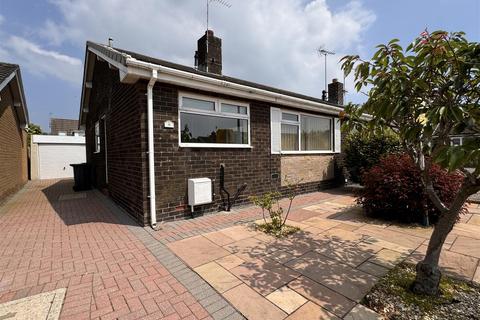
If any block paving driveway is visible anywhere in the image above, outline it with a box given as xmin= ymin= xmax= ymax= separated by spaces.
xmin=0 ymin=180 xmax=213 ymax=320
xmin=0 ymin=179 xmax=479 ymax=319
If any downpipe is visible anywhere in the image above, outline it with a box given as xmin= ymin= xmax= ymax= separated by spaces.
xmin=147 ymin=70 xmax=158 ymax=228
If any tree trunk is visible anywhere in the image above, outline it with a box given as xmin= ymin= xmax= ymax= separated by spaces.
xmin=411 ymin=203 xmax=464 ymax=295
xmin=412 ymin=177 xmax=479 ymax=295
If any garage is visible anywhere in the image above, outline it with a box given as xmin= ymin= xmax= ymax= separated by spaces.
xmin=31 ymin=135 xmax=86 ymax=180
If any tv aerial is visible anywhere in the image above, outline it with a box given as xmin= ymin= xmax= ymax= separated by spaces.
xmin=206 ymin=0 xmax=232 ymax=31
xmin=317 ymin=47 xmax=335 ymax=93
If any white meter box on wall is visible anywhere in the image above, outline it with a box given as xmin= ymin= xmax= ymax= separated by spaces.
xmin=188 ymin=178 xmax=212 ymax=210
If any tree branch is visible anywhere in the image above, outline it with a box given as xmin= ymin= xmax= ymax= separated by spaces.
xmin=416 ymin=148 xmax=449 ymax=214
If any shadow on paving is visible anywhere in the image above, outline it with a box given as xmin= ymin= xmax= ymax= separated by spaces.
xmin=223 ymin=228 xmax=380 ymax=317
xmin=221 ymin=206 xmax=475 ymax=317
xmin=293 ymin=204 xmax=474 ymax=283
xmin=41 ymin=179 xmax=138 ymax=227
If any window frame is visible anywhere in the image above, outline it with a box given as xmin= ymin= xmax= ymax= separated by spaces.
xmin=280 ymin=110 xmax=334 ymax=154
xmin=94 ymin=120 xmax=101 ymax=153
xmin=178 ymin=92 xmax=252 ymax=148
xmin=450 ymin=136 xmax=462 ymax=146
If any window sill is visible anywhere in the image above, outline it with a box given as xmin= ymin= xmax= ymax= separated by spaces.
xmin=274 ymin=150 xmax=338 ymax=155
xmin=179 ymin=143 xmax=253 ymax=149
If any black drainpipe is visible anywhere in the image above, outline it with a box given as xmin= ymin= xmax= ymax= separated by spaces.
xmin=219 ymin=164 xmax=247 ymax=211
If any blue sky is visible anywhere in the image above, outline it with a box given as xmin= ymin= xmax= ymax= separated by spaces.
xmin=0 ymin=0 xmax=478 ymax=132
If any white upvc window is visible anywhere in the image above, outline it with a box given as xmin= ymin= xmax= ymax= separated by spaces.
xmin=271 ymin=108 xmax=341 ymax=154
xmin=94 ymin=121 xmax=101 ymax=153
xmin=450 ymin=135 xmax=480 ymax=146
xmin=178 ymin=92 xmax=251 ymax=148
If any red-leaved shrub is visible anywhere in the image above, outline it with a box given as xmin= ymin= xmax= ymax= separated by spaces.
xmin=358 ymin=153 xmax=466 ymax=224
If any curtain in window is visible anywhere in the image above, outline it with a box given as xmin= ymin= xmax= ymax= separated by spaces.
xmin=301 ymin=116 xmax=331 ymax=150
xmin=281 ymin=124 xmax=299 ymax=151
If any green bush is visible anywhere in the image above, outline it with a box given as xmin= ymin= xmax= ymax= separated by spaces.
xmin=344 ymin=131 xmax=401 ymax=183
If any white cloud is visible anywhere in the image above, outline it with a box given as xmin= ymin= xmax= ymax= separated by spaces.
xmin=40 ymin=0 xmax=374 ymax=101
xmin=0 ymin=35 xmax=82 ymax=85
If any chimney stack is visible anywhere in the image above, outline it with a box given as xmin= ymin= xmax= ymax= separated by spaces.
xmin=194 ymin=30 xmax=222 ymax=75
xmin=328 ymin=79 xmax=344 ymax=105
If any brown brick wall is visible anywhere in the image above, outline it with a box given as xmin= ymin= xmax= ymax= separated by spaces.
xmin=85 ymin=61 xmax=147 ymax=224
xmin=86 ymin=64 xmax=342 ymax=226
xmin=0 ymin=87 xmax=27 ymax=203
xmin=148 ymin=83 xmax=340 ymax=222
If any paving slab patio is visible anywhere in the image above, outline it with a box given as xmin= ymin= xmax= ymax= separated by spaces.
xmin=166 ymin=235 xmax=231 ymax=268
xmin=285 ymin=301 xmax=340 ymax=320
xmin=165 ymin=190 xmax=480 ymax=319
xmin=222 ymin=284 xmax=287 ymax=320
xmin=0 ymin=288 xmax=65 ymax=320
xmin=288 ymin=276 xmax=356 ymax=317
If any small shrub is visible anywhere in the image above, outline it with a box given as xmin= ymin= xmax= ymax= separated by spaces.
xmin=250 ymin=177 xmax=301 ymax=237
xmin=359 ymin=153 xmax=465 ymax=224
xmin=344 ymin=131 xmax=402 ymax=183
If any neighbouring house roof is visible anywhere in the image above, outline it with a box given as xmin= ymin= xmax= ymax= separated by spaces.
xmin=0 ymin=62 xmax=29 ymax=126
xmin=79 ymin=41 xmax=344 ymax=125
xmin=50 ymin=118 xmax=80 ymax=135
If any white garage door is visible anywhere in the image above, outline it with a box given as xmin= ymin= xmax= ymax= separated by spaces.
xmin=38 ymin=144 xmax=86 ymax=179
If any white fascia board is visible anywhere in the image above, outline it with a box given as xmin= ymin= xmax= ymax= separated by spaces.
xmin=0 ymin=71 xmax=15 ymax=93
xmin=125 ymin=58 xmax=344 ymax=116
xmin=15 ymin=71 xmax=29 ymax=124
xmin=88 ymin=47 xmax=345 ymax=116
xmin=88 ymin=47 xmax=128 ymax=75
xmin=32 ymin=135 xmax=85 ymax=144
xmin=0 ymin=71 xmax=28 ymax=124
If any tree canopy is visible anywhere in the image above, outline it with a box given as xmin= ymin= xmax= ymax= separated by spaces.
xmin=340 ymin=30 xmax=480 ymax=295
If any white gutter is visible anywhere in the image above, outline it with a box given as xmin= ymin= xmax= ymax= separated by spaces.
xmin=124 ymin=58 xmax=345 ymax=116
xmin=147 ymin=70 xmax=158 ymax=228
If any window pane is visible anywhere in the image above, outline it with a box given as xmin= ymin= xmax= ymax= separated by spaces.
xmin=94 ymin=122 xmax=100 ymax=152
xmin=301 ymin=116 xmax=331 ymax=150
xmin=181 ymin=113 xmax=248 ymax=144
xmin=282 ymin=113 xmax=299 ymax=122
xmin=281 ymin=124 xmax=299 ymax=151
xmin=182 ymin=97 xmax=215 ymax=111
xmin=451 ymin=137 xmax=461 ymax=146
xmin=222 ymin=104 xmax=247 ymax=115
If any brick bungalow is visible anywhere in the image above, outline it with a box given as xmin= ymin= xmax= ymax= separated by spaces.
xmin=0 ymin=63 xmax=29 ymax=203
xmin=79 ymin=31 xmax=345 ymax=227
